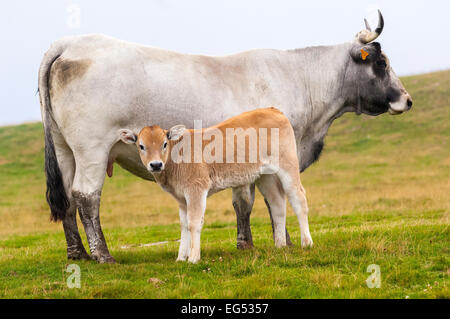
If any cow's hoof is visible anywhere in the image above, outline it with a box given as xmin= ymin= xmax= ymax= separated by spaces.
xmin=98 ymin=256 xmax=116 ymax=264
xmin=188 ymin=256 xmax=200 ymax=264
xmin=237 ymin=240 xmax=254 ymax=250
xmin=176 ymin=256 xmax=188 ymax=262
xmin=286 ymin=236 xmax=294 ymax=247
xmin=67 ymin=248 xmax=91 ymax=260
xmin=91 ymin=252 xmax=116 ymax=264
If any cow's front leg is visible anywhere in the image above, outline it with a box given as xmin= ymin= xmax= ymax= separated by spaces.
xmin=232 ymin=184 xmax=256 ymax=249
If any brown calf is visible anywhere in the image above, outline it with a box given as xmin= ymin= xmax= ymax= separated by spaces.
xmin=120 ymin=107 xmax=313 ymax=263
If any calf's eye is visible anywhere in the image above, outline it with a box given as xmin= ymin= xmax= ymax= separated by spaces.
xmin=163 ymin=141 xmax=168 ymax=149
xmin=139 ymin=144 xmax=145 ymax=151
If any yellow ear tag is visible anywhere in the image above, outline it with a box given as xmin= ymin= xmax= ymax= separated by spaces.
xmin=361 ymin=49 xmax=369 ymax=60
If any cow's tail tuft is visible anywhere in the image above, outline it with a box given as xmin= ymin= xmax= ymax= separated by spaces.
xmin=38 ymin=41 xmax=69 ymax=222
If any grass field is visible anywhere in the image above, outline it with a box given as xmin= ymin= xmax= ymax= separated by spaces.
xmin=0 ymin=70 xmax=449 ymax=298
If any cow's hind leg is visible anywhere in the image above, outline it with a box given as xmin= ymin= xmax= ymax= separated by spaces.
xmin=232 ymin=184 xmax=255 ymax=249
xmin=72 ymin=145 xmax=115 ymax=263
xmin=64 ymin=199 xmax=90 ymax=260
xmin=53 ymin=133 xmax=90 ymax=260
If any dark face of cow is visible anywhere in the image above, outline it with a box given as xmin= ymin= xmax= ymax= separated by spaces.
xmin=349 ymin=43 xmax=412 ymax=116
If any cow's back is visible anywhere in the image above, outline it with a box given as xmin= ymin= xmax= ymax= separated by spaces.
xmin=48 ymin=35 xmax=299 ymax=132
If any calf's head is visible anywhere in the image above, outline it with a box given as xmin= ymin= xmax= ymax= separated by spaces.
xmin=119 ymin=125 xmax=186 ymax=173
xmin=348 ymin=10 xmax=412 ymax=116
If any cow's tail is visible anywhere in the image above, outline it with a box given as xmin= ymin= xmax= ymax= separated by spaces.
xmin=38 ymin=41 xmax=69 ymax=222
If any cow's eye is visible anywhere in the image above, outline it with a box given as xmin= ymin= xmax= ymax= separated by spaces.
xmin=163 ymin=141 xmax=168 ymax=149
xmin=139 ymin=144 xmax=145 ymax=151
xmin=376 ymin=60 xmax=386 ymax=68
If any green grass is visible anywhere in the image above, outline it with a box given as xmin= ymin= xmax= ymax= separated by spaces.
xmin=1 ymin=213 xmax=448 ymax=298
xmin=0 ymin=70 xmax=449 ymax=298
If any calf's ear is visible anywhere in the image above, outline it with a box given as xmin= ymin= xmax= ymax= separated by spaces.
xmin=167 ymin=125 xmax=186 ymax=141
xmin=119 ymin=129 xmax=137 ymax=144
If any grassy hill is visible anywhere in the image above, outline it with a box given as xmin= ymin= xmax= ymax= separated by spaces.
xmin=0 ymin=70 xmax=448 ymax=298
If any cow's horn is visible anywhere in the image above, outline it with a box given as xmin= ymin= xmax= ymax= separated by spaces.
xmin=357 ymin=10 xmax=384 ymax=44
xmin=364 ymin=18 xmax=372 ymax=31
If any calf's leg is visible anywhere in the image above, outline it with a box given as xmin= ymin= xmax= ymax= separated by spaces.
xmin=264 ymin=200 xmax=294 ymax=247
xmin=278 ymin=169 xmax=313 ymax=248
xmin=176 ymin=203 xmax=191 ymax=261
xmin=233 ymin=184 xmax=293 ymax=249
xmin=186 ymin=191 xmax=207 ymax=264
xmin=256 ymin=175 xmax=287 ymax=247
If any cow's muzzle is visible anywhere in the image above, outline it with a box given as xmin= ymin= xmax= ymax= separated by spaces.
xmin=388 ymin=94 xmax=413 ymax=115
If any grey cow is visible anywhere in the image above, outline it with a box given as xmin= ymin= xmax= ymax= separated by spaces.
xmin=39 ymin=11 xmax=411 ymax=263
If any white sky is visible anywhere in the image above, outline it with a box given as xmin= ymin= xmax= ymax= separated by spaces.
xmin=0 ymin=0 xmax=449 ymax=125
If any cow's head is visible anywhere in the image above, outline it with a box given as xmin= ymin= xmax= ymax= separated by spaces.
xmin=119 ymin=125 xmax=185 ymax=173
xmin=348 ymin=10 xmax=412 ymax=116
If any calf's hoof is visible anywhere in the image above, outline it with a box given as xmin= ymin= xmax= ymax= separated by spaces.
xmin=274 ymin=241 xmax=288 ymax=248
xmin=301 ymin=236 xmax=314 ymax=249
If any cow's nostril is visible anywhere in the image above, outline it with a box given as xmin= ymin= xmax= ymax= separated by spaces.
xmin=407 ymin=99 xmax=413 ymax=108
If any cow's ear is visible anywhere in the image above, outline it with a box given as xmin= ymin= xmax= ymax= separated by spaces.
xmin=167 ymin=125 xmax=185 ymax=141
xmin=350 ymin=42 xmax=381 ymax=63
xmin=119 ymin=129 xmax=137 ymax=144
